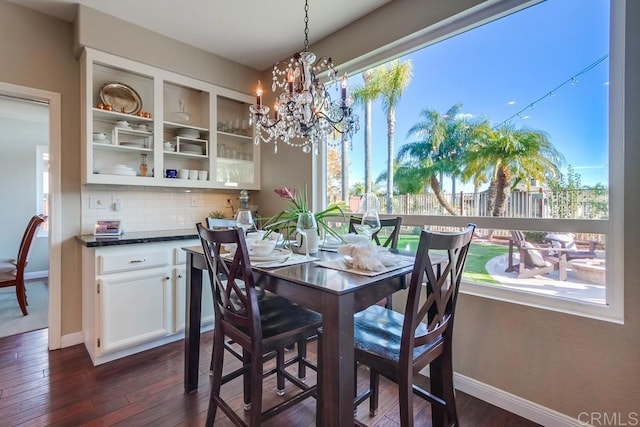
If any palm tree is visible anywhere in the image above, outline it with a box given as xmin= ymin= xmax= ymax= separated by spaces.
xmin=368 ymin=59 xmax=413 ymax=213
xmin=462 ymin=124 xmax=564 ymax=216
xmin=375 ymin=162 xmax=427 ymax=196
xmin=340 ymin=135 xmax=349 ymax=203
xmin=400 ymin=104 xmax=475 ymax=215
xmin=351 ymin=69 xmax=378 ymax=193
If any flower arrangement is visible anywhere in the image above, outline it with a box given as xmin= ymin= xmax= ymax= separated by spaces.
xmin=262 ymin=187 xmax=347 ymax=240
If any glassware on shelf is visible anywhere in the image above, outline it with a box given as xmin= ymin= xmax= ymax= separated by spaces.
xmin=172 ymin=99 xmax=191 ymax=124
xmin=139 ymin=153 xmax=148 ymax=177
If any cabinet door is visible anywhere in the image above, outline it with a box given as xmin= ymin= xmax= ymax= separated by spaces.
xmin=98 ymin=269 xmax=171 ymax=355
xmin=213 ymin=90 xmax=260 ymax=190
xmin=173 ymin=266 xmax=214 ymax=333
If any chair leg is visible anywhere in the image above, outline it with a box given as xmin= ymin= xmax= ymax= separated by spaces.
xmin=397 ymin=369 xmax=413 ymax=426
xmin=249 ymin=349 xmax=264 ymax=426
xmin=439 ymin=344 xmax=459 ymax=426
xmin=384 ymin=294 xmax=393 ymax=309
xmin=429 ymin=359 xmax=445 ymax=427
xmin=369 ymin=370 xmax=379 ymax=417
xmin=316 ymin=327 xmax=323 ymax=427
xmin=276 ymin=349 xmax=285 ymax=395
xmin=15 ymin=280 xmax=28 ymax=316
xmin=297 ymin=339 xmax=307 ymax=381
xmin=429 ymin=354 xmax=459 ymax=427
xmin=243 ymin=350 xmax=252 ymax=410
xmin=205 ymin=329 xmax=225 ymax=426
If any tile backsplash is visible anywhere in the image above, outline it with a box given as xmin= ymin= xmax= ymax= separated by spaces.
xmin=81 ymin=186 xmax=240 ymax=235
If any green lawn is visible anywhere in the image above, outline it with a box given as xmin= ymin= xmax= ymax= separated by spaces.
xmin=397 ymin=236 xmax=508 ymax=285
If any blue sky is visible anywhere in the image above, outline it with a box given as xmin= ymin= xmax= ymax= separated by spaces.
xmin=342 ymin=0 xmax=609 ymax=193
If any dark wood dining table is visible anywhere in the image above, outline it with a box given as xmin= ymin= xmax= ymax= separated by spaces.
xmin=182 ymin=246 xmax=415 ymax=426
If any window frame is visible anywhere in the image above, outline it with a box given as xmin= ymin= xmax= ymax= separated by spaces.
xmin=315 ymin=0 xmax=624 ymax=323
xmin=36 ymin=144 xmax=49 ymax=237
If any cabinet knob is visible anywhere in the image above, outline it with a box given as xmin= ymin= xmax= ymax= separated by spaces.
xmin=130 ymin=259 xmax=146 ymax=263
xmin=178 ymin=274 xmax=183 ymax=279
xmin=165 ymin=276 xmax=171 ymax=280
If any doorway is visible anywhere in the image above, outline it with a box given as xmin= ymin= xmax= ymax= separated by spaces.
xmin=0 ymin=82 xmax=62 ymax=348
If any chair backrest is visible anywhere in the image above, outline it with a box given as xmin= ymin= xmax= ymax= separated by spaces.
xmin=197 ymin=223 xmax=263 ymax=341
xmin=403 ymin=223 xmax=475 ymax=357
xmin=206 ymin=217 xmax=237 ymax=230
xmin=16 ymin=215 xmax=47 ymax=278
xmin=509 ymin=230 xmax=526 ymax=247
xmin=348 ymin=216 xmax=402 ymax=249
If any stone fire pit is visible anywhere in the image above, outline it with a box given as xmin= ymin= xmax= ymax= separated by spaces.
xmin=569 ymin=258 xmax=606 ymax=285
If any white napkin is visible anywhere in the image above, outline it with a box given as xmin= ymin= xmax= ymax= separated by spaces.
xmin=337 ymin=243 xmax=399 ymax=272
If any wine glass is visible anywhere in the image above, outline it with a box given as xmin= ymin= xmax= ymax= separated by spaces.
xmin=296 ymin=211 xmax=318 ymax=259
xmin=236 ymin=210 xmax=254 ymax=235
xmin=356 ymin=192 xmax=381 ymax=241
xmin=356 ymin=209 xmax=381 ymax=240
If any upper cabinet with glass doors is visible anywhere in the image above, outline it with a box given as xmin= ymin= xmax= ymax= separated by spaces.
xmin=81 ymin=48 xmax=260 ymax=190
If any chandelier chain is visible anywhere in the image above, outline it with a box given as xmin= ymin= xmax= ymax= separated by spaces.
xmin=303 ymin=0 xmax=309 ymax=51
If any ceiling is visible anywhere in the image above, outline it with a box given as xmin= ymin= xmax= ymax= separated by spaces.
xmin=9 ymin=0 xmax=391 ymax=70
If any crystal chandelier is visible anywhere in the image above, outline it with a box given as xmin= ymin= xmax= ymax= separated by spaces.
xmin=249 ymin=0 xmax=359 ymax=154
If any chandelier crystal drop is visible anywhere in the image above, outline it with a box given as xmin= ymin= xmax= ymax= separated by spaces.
xmin=249 ymin=0 xmax=359 ymax=154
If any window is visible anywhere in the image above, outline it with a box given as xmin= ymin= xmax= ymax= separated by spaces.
xmin=36 ymin=145 xmax=49 ymax=236
xmin=321 ymin=0 xmax=622 ymax=322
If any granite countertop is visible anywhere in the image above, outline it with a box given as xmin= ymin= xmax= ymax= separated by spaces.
xmin=75 ymin=228 xmax=199 ymax=247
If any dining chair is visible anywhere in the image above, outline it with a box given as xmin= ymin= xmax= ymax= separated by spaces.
xmin=197 ymin=223 xmax=320 ymax=426
xmin=353 ymin=223 xmax=476 ymax=427
xmin=203 ymin=220 xmax=311 ymax=380
xmin=0 ymin=214 xmax=47 ymax=316
xmin=206 ymin=217 xmax=237 ymax=229
xmin=349 ymin=215 xmax=402 ymax=249
xmin=349 ymin=215 xmax=403 ymax=308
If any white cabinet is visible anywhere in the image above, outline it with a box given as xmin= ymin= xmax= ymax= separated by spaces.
xmin=82 ymin=239 xmax=213 ymax=365
xmin=98 ymin=269 xmax=171 ymax=354
xmin=173 ymin=265 xmax=214 ymax=333
xmin=171 ymin=244 xmax=214 ymax=333
xmin=81 ymin=48 xmax=260 ymax=189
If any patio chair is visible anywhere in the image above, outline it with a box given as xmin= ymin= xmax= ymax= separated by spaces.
xmin=544 ymin=232 xmax=600 ymax=260
xmin=506 ymin=231 xmax=568 ymax=280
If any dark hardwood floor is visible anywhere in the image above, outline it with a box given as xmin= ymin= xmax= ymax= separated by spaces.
xmin=0 ymin=328 xmax=540 ymax=426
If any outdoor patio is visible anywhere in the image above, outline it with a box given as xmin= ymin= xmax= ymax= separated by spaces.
xmin=485 ymin=253 xmax=606 ymax=305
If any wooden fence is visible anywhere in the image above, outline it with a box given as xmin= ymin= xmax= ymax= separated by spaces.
xmin=349 ymin=189 xmax=608 ymax=220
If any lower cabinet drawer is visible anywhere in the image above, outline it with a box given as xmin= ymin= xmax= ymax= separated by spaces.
xmin=98 ymin=250 xmax=168 ymax=274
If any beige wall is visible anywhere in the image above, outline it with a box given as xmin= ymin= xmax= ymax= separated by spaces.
xmin=0 ymin=0 xmax=82 ymax=335
xmin=1 ymin=0 xmax=637 ymax=420
xmin=74 ymin=5 xmax=258 ymax=93
xmin=260 ymin=0 xmax=640 ymax=420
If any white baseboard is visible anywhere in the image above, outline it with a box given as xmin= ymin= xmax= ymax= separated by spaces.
xmin=60 ymin=331 xmax=84 ymax=348
xmin=454 ymin=373 xmax=583 ymax=427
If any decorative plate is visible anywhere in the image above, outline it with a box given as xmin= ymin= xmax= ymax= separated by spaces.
xmin=99 ymin=82 xmax=142 ymax=115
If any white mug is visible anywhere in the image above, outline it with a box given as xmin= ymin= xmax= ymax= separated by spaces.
xmin=188 ymin=170 xmax=198 ymax=180
xmin=198 ymin=170 xmax=208 ymax=180
xmin=179 ymin=169 xmax=189 ymax=179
